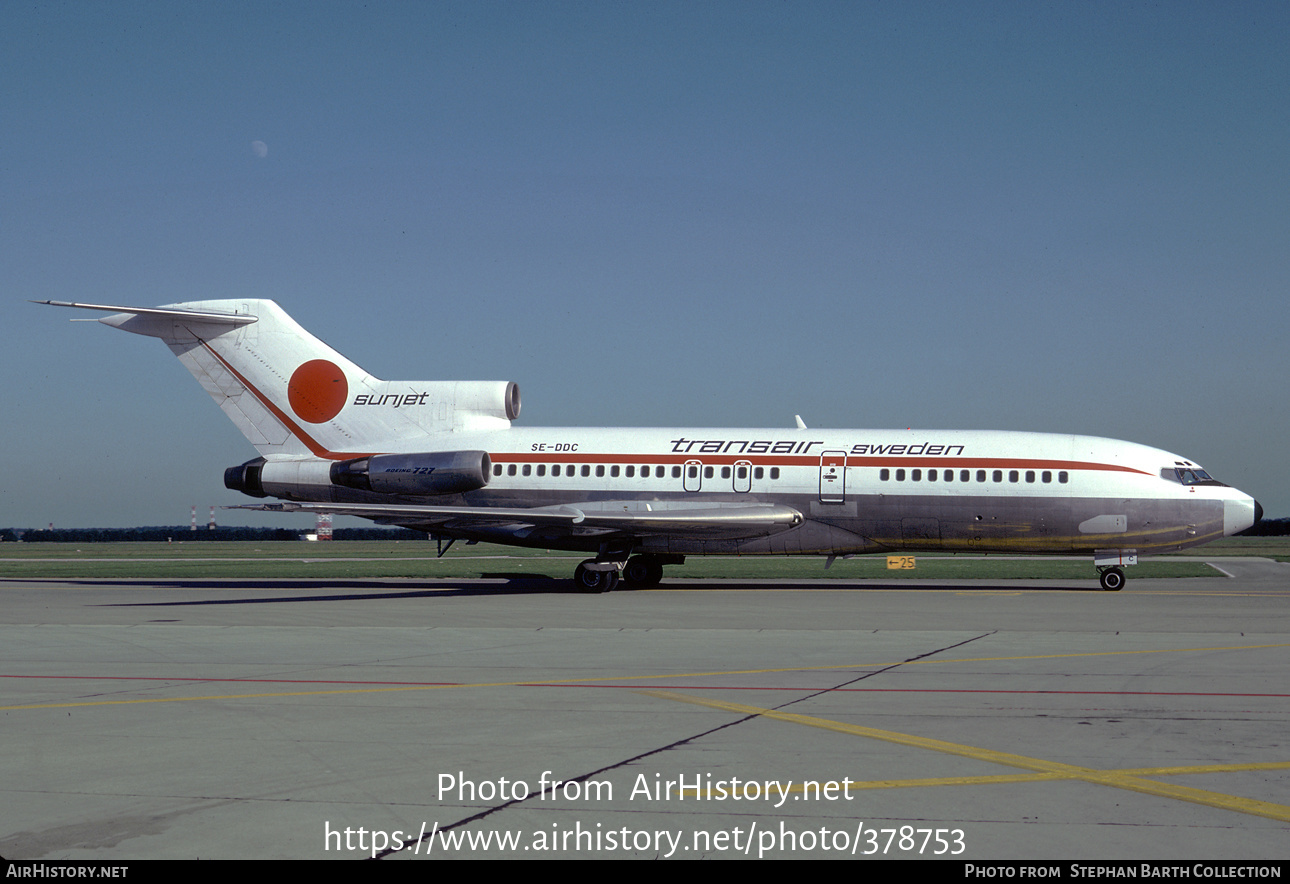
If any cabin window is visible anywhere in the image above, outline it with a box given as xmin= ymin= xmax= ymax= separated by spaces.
xmin=610 ymin=465 xmax=619 ymax=477
xmin=736 ymin=465 xmax=747 ymax=479
xmin=625 ymin=465 xmax=635 ymax=477
xmin=673 ymin=466 xmax=682 ymax=478
xmin=927 ymin=469 xmax=937 ymax=482
xmin=721 ymin=466 xmax=731 ymax=479
xmin=754 ymin=467 xmax=764 ymax=479
xmin=993 ymin=470 xmax=1003 ymax=482
xmin=1025 ymin=470 xmax=1035 ymax=483
xmin=770 ymin=467 xmax=780 ymax=479
xmin=596 ymin=465 xmax=605 ymax=477
xmin=975 ymin=470 xmax=984 ymax=482
xmin=912 ymin=469 xmax=922 ymax=481
xmin=581 ymin=465 xmax=590 ymax=477
xmin=507 ymin=464 xmax=517 ymax=477
xmin=1041 ymin=470 xmax=1051 ymax=483
xmin=1009 ymin=470 xmax=1019 ymax=483
xmin=493 ymin=464 xmax=502 ymax=476
xmin=896 ymin=469 xmax=905 ymax=481
xmin=880 ymin=468 xmax=890 ymax=481
xmin=522 ymin=464 xmax=531 ymax=476
xmin=704 ymin=466 xmax=714 ymax=479
xmin=1059 ymin=471 xmax=1068 ymax=483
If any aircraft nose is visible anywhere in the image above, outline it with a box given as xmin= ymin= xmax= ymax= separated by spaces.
xmin=1223 ymin=497 xmax=1260 ymax=536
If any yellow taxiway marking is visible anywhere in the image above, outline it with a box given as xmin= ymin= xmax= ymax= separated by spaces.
xmin=640 ymin=690 xmax=1290 ymax=823
xmin=0 ymin=684 xmax=475 ymax=710
xmin=671 ymin=762 xmax=1290 ymax=795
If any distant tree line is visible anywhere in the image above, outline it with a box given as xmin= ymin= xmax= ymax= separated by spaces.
xmin=1238 ymin=517 xmax=1290 ymax=537
xmin=0 ymin=526 xmax=428 ymax=543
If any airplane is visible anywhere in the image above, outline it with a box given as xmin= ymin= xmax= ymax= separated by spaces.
xmin=39 ymin=298 xmax=1261 ymax=592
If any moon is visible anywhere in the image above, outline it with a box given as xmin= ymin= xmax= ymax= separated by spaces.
xmin=251 ymin=141 xmax=268 ymax=159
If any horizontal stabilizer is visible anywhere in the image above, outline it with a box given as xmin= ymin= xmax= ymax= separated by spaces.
xmin=33 ymin=300 xmax=258 ymax=326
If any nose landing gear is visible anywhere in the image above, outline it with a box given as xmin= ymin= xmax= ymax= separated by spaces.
xmin=1097 ymin=566 xmax=1125 ymax=592
xmin=1094 ymin=550 xmax=1135 ymax=592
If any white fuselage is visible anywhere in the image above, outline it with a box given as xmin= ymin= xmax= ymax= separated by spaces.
xmin=257 ymin=425 xmax=1257 ymax=558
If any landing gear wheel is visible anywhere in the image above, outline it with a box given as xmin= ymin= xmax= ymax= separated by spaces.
xmin=1099 ymin=567 xmax=1125 ymax=592
xmin=622 ymin=555 xmax=665 ymax=588
xmin=575 ymin=560 xmax=619 ymax=593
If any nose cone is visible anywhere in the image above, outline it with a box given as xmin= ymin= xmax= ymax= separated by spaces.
xmin=1223 ymin=497 xmax=1261 ymax=536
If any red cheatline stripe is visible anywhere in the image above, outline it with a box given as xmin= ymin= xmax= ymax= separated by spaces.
xmin=3 ymin=675 xmax=1283 ymax=698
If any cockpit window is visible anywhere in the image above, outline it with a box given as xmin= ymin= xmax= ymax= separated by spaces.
xmin=1163 ymin=467 xmax=1226 ymax=487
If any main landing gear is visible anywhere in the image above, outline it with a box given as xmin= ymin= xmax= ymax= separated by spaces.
xmin=574 ymin=560 xmax=619 ymax=593
xmin=573 ymin=554 xmax=670 ymax=592
xmin=622 ymin=555 xmax=665 ymax=588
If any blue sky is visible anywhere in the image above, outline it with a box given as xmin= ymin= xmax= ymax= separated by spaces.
xmin=4 ymin=1 xmax=1286 ymax=528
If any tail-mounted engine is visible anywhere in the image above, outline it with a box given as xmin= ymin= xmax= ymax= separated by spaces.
xmin=224 ymin=457 xmax=268 ymax=498
xmin=225 ymin=451 xmax=492 ymax=500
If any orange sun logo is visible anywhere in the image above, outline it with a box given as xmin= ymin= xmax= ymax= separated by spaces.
xmin=288 ymin=359 xmax=348 ymax=423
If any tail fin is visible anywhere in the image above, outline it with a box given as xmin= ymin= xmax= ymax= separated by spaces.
xmin=38 ymin=299 xmax=519 ymax=458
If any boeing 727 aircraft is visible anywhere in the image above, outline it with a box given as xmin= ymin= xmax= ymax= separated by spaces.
xmin=40 ymin=299 xmax=1261 ymax=591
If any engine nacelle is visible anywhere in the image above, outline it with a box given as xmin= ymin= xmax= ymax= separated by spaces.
xmin=225 ymin=457 xmax=268 ymax=498
xmin=330 ymin=450 xmax=492 ymax=496
xmin=449 ymin=381 xmax=519 ymax=423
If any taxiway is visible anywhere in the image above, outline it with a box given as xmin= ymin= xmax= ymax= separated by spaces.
xmin=1 ymin=560 xmax=1287 ymax=859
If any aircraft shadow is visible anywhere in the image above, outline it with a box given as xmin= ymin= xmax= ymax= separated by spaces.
xmin=658 ymin=581 xmax=1101 ymax=593
xmin=71 ymin=576 xmax=578 ymax=604
xmin=36 ymin=576 xmax=1108 ymax=607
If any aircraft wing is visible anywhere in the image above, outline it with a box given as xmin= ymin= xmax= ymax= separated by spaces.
xmin=233 ymin=500 xmax=803 ymax=540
